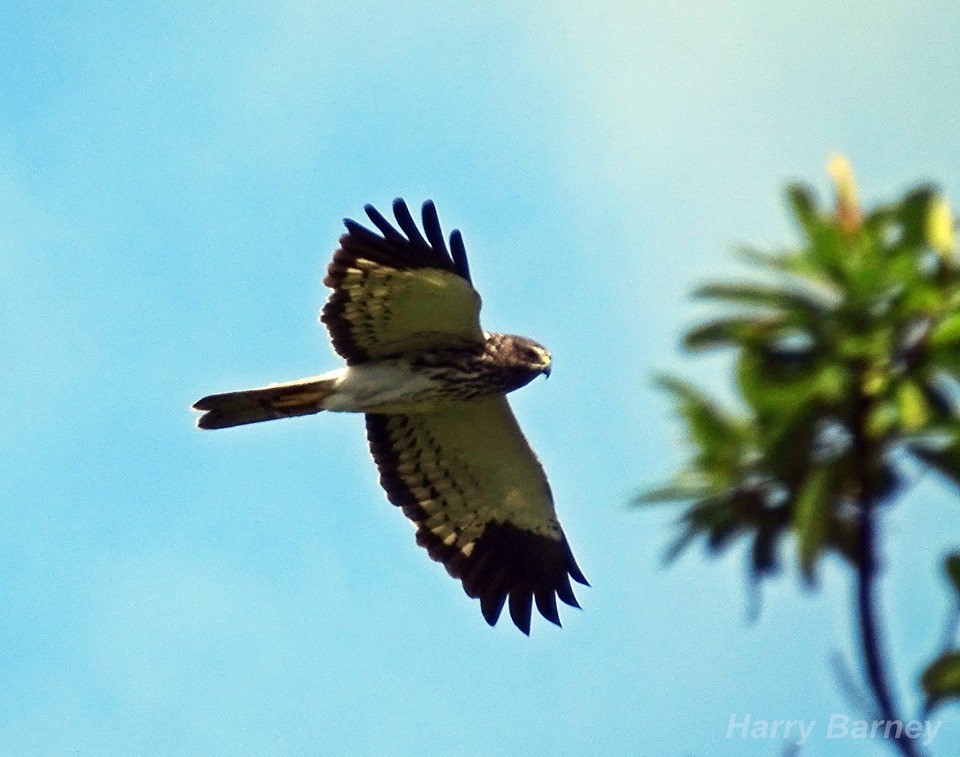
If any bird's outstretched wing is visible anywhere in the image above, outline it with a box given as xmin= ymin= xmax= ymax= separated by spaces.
xmin=322 ymin=199 xmax=484 ymax=364
xmin=366 ymin=396 xmax=588 ymax=634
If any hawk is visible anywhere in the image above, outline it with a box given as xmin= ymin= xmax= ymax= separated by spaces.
xmin=193 ymin=200 xmax=587 ymax=633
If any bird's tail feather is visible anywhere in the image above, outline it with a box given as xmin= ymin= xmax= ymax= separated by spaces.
xmin=193 ymin=375 xmax=337 ymax=430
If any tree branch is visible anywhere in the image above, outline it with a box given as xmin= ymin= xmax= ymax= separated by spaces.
xmin=852 ymin=384 xmax=923 ymax=757
xmin=856 ymin=504 xmax=922 ymax=756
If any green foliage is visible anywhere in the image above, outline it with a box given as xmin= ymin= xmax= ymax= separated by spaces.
xmin=918 ymin=554 xmax=960 ymax=714
xmin=921 ymin=651 xmax=960 ymax=712
xmin=641 ymin=161 xmax=960 ymax=753
xmin=641 ymin=167 xmax=960 ymax=587
xmin=947 ymin=552 xmax=960 ymax=594
xmin=794 ymin=466 xmax=832 ymax=582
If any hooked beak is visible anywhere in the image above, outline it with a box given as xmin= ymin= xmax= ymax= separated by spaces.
xmin=541 ymin=362 xmax=552 ymax=379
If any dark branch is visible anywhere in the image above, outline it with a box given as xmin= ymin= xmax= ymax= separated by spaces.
xmin=851 ymin=379 xmax=923 ymax=757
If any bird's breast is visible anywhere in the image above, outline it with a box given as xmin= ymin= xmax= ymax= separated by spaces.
xmin=326 ymin=351 xmax=524 ymax=414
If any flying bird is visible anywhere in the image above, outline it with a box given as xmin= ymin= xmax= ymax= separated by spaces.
xmin=193 ymin=200 xmax=587 ymax=633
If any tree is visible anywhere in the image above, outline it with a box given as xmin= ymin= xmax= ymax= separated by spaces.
xmin=640 ymin=157 xmax=960 ymax=756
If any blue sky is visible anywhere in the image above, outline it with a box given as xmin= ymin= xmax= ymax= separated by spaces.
xmin=3 ymin=2 xmax=960 ymax=754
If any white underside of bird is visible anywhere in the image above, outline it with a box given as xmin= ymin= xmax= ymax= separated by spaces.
xmin=194 ymin=363 xmax=452 ymax=428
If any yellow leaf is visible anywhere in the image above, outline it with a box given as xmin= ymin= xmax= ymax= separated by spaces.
xmin=827 ymin=154 xmax=862 ymax=234
xmin=927 ymin=194 xmax=955 ymax=260
xmin=862 ymin=367 xmax=887 ymax=396
xmin=897 ymin=381 xmax=930 ymax=432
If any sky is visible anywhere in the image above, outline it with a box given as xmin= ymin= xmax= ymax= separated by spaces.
xmin=2 ymin=1 xmax=960 ymax=754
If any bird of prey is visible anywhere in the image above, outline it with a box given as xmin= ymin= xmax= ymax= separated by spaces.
xmin=193 ymin=200 xmax=587 ymax=633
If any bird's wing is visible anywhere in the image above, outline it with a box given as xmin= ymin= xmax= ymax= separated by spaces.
xmin=365 ymin=396 xmax=587 ymax=634
xmin=322 ymin=199 xmax=484 ymax=364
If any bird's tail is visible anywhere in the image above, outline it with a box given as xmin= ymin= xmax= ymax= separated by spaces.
xmin=193 ymin=374 xmax=338 ymax=430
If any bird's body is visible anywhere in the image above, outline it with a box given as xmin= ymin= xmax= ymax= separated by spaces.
xmin=196 ymin=332 xmax=551 ymax=424
xmin=193 ymin=200 xmax=586 ymax=633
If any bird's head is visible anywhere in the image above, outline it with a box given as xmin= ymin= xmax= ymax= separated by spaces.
xmin=486 ymin=333 xmax=552 ymax=388
xmin=514 ymin=338 xmax=552 ymax=378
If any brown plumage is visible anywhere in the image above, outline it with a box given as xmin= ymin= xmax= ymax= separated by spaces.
xmin=193 ymin=199 xmax=587 ymax=633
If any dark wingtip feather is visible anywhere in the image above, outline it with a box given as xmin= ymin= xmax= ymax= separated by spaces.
xmin=571 ymin=568 xmax=589 ymax=587
xmin=392 ymin=198 xmax=429 ymax=249
xmin=337 ymin=199 xmax=471 ymax=283
xmin=509 ymin=590 xmax=533 ymax=635
xmin=342 ymin=218 xmax=383 ymax=245
xmin=449 ymin=229 xmax=471 ymax=283
xmin=421 ymin=200 xmax=448 ymax=254
xmin=364 ymin=418 xmax=586 ymax=634
xmin=480 ymin=589 xmax=508 ymax=627
xmin=556 ymin=575 xmax=580 ymax=608
xmin=195 ymin=412 xmax=219 ymax=430
xmin=364 ymin=204 xmax=405 ymax=241
xmin=192 ymin=395 xmax=215 ymax=411
xmin=535 ymin=590 xmax=562 ymax=627
xmin=565 ymin=539 xmax=589 ymax=586
xmin=192 ymin=395 xmax=229 ymax=430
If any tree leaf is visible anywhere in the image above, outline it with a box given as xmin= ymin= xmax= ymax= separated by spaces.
xmin=694 ymin=281 xmax=839 ymax=314
xmin=867 ymin=401 xmax=898 ymax=440
xmin=751 ymin=528 xmax=780 ymax=578
xmin=762 ymin=397 xmax=826 ymax=486
xmin=921 ymin=650 xmax=960 ymax=711
xmin=919 ymin=377 xmax=956 ymax=419
xmin=864 ymin=203 xmax=899 ymax=239
xmin=928 ymin=312 xmax=960 ymax=381
xmin=683 ymin=315 xmax=779 ymax=351
xmin=896 ymin=380 xmax=931 ymax=432
xmin=663 ymin=523 xmax=699 ymax=564
xmin=654 ymin=374 xmax=741 ymax=450
xmin=827 ymin=155 xmax=862 ymax=234
xmin=929 ymin=312 xmax=960 ymax=349
xmin=946 ymin=553 xmax=960 ymax=595
xmin=926 ymin=194 xmax=955 ymax=260
xmin=899 ymin=186 xmax=938 ymax=248
xmin=634 ymin=481 xmax=710 ymax=506
xmin=737 ymin=245 xmax=791 ymax=271
xmin=793 ymin=466 xmax=831 ymax=582
xmin=908 ymin=436 xmax=960 ymax=491
xmin=736 ymin=348 xmax=827 ymax=419
xmin=787 ymin=183 xmax=819 ymax=234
